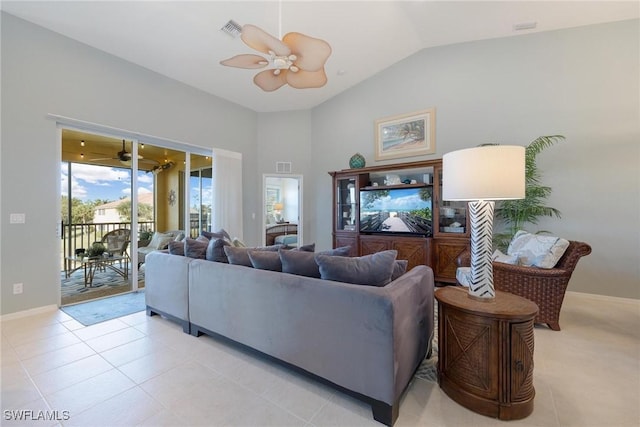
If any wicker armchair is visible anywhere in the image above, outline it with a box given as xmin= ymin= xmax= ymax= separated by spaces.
xmin=457 ymin=241 xmax=592 ymax=331
xmin=100 ymin=228 xmax=131 ymax=258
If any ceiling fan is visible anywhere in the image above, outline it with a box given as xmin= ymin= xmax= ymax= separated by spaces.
xmin=90 ymin=140 xmax=159 ymax=167
xmin=220 ymin=22 xmax=331 ymax=92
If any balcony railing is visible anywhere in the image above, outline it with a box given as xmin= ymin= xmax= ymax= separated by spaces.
xmin=60 ymin=219 xmax=203 ymax=271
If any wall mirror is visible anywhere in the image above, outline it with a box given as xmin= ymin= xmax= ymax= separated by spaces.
xmin=262 ymin=174 xmax=303 ymax=247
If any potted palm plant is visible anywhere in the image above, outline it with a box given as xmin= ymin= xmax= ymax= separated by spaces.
xmin=494 ymin=135 xmax=564 ymax=250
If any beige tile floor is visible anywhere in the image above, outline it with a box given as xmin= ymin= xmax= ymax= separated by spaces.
xmin=1 ymin=291 xmax=638 ymax=427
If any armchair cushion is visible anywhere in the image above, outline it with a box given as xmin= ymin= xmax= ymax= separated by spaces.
xmin=507 ymin=230 xmax=570 ymax=268
xmin=492 ymin=249 xmax=519 ymax=265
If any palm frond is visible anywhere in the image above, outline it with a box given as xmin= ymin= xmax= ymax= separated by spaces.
xmin=494 ymin=135 xmax=564 ymax=247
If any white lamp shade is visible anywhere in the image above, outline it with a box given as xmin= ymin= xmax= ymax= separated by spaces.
xmin=442 ymin=145 xmax=525 ymax=201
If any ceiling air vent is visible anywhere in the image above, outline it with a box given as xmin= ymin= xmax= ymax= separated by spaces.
xmin=221 ymin=20 xmax=243 ymax=38
xmin=276 ymin=162 xmax=292 ymax=174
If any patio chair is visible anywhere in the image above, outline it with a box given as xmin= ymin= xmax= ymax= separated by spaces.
xmin=457 ymin=240 xmax=592 ymax=331
xmin=100 ymin=228 xmax=131 ymax=259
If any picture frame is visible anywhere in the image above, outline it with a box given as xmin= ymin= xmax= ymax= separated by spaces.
xmin=374 ymin=108 xmax=436 ymax=161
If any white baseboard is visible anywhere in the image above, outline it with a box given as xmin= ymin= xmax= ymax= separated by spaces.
xmin=1 ymin=304 xmax=59 ymax=322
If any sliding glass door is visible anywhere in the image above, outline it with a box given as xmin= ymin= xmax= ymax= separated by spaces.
xmin=60 ymin=127 xmax=212 ymax=305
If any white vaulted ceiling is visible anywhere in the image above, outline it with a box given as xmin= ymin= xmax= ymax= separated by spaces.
xmin=2 ymin=1 xmax=638 ymax=112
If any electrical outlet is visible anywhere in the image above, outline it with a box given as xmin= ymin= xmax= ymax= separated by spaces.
xmin=13 ymin=283 xmax=23 ymax=294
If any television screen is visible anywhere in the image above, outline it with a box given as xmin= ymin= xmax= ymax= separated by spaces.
xmin=360 ymin=187 xmax=432 ymax=235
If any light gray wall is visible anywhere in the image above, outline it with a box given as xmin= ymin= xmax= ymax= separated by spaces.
xmin=1 ymin=13 xmax=259 ymax=315
xmin=255 ymin=111 xmax=313 ymax=245
xmin=310 ymin=19 xmax=640 ymax=299
xmin=2 ymin=13 xmax=638 ymax=317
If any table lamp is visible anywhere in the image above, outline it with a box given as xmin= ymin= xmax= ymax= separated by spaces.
xmin=273 ymin=203 xmax=284 ymax=223
xmin=443 ymin=145 xmax=525 ymax=299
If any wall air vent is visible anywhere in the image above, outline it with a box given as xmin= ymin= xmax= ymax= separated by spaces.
xmin=221 ymin=20 xmax=243 ymax=38
xmin=276 ymin=162 xmax=292 ymax=174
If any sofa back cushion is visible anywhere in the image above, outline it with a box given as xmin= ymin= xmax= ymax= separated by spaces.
xmin=315 ymin=250 xmax=397 ymax=287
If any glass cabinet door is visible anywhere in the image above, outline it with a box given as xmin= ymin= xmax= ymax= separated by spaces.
xmin=438 ymin=170 xmax=468 ymax=235
xmin=336 ymin=177 xmax=357 ymax=231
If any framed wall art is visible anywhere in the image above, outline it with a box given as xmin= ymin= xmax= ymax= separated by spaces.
xmin=374 ymin=108 xmax=436 ymax=161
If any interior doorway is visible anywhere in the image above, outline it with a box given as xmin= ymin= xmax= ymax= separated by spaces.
xmin=262 ymin=174 xmax=303 ymax=247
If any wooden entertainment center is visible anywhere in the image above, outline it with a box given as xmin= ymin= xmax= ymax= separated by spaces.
xmin=329 ymin=159 xmax=470 ymax=284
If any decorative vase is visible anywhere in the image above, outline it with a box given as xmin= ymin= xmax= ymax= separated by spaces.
xmin=349 ymin=153 xmax=366 ymax=169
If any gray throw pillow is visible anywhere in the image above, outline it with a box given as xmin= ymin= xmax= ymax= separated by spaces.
xmin=224 ymin=245 xmax=284 ymax=267
xmin=206 ymin=238 xmax=230 ymax=263
xmin=279 ymin=249 xmax=320 ymax=278
xmin=168 ymin=240 xmax=185 ymax=256
xmin=279 ymin=246 xmax=353 ymax=278
xmin=202 ymin=228 xmax=231 ymax=241
xmin=248 ymin=250 xmax=282 ymax=272
xmin=391 ymin=260 xmax=409 ymax=281
xmin=295 ymin=243 xmax=315 ymax=252
xmin=315 ymin=250 xmax=397 ymax=287
xmin=184 ymin=237 xmax=208 ymax=259
xmin=328 ymin=246 xmax=352 ymax=256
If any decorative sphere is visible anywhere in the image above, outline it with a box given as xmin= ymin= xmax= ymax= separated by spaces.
xmin=349 ymin=153 xmax=366 ymax=169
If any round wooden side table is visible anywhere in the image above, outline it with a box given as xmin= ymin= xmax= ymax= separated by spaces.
xmin=435 ymin=286 xmax=539 ymax=420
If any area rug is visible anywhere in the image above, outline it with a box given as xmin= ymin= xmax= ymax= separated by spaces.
xmin=414 ymin=303 xmax=439 ymax=383
xmin=61 ymin=291 xmax=146 ymax=326
xmin=60 ymin=263 xmax=145 ymax=305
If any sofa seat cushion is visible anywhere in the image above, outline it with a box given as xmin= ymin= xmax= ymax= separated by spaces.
xmin=315 ymin=250 xmax=398 ymax=287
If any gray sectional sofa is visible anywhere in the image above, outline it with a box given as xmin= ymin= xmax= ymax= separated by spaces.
xmin=145 ymin=250 xmax=434 ymax=426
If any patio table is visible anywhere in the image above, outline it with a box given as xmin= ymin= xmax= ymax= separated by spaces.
xmin=65 ymin=255 xmax=129 ymax=287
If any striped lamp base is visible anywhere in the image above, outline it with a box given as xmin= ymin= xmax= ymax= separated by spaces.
xmin=468 ymin=200 xmax=495 ymax=299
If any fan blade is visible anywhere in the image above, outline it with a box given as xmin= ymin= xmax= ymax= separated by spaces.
xmin=241 ymin=24 xmax=290 ymax=56
xmin=253 ymin=69 xmax=288 ymax=92
xmin=286 ymin=68 xmax=328 ymax=89
xmin=220 ymin=54 xmax=269 ymax=69
xmin=282 ymin=32 xmax=331 ymax=71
